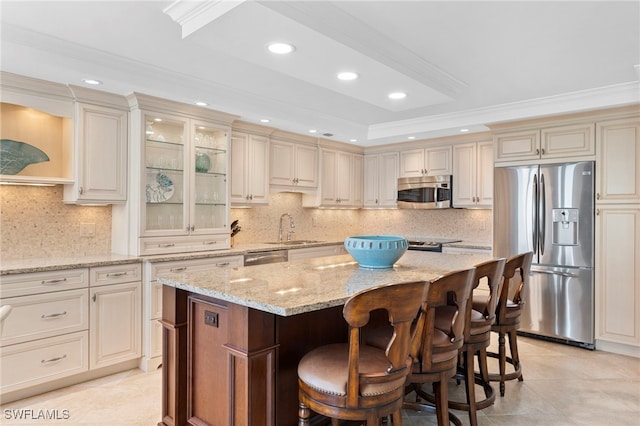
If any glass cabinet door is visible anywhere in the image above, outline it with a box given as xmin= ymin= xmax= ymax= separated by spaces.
xmin=191 ymin=122 xmax=228 ymax=232
xmin=143 ymin=115 xmax=187 ymax=235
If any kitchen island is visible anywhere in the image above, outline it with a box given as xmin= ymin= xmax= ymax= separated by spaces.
xmin=157 ymin=251 xmax=490 ymax=426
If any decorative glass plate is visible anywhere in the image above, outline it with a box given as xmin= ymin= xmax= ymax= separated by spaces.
xmin=146 ymin=171 xmax=174 ymax=203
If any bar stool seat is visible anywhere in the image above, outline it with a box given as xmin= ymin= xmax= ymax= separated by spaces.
xmin=297 ymin=280 xmax=428 ymax=425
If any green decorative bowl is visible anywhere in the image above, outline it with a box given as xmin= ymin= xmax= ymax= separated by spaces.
xmin=344 ymin=235 xmax=408 ymax=269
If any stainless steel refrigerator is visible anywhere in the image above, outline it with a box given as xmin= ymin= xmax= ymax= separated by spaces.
xmin=493 ymin=161 xmax=595 ymax=348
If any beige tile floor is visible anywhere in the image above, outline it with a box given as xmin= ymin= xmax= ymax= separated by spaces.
xmin=1 ymin=336 xmax=639 ymax=425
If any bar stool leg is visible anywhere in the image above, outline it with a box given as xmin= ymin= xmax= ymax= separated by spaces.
xmin=463 ymin=349 xmax=478 ymax=426
xmin=498 ymin=332 xmax=506 ymax=397
xmin=508 ymin=330 xmax=524 ymax=382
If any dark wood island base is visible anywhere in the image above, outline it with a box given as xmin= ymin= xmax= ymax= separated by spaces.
xmin=159 ymin=286 xmax=348 ymax=426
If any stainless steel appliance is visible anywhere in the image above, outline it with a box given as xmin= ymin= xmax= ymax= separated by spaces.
xmin=397 ymin=175 xmax=452 ymax=209
xmin=407 ymin=238 xmax=462 ymax=252
xmin=493 ymin=161 xmax=595 ymax=348
xmin=243 ymin=250 xmax=288 ymax=266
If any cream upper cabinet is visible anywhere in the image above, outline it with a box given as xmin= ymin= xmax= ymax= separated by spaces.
xmin=595 ymin=117 xmax=640 ymax=204
xmin=270 ymin=138 xmax=318 ymax=189
xmin=595 ymin=206 xmax=640 ymax=352
xmin=111 ymin=94 xmax=236 ymax=256
xmin=364 ymin=152 xmax=399 ymax=208
xmin=230 ymin=131 xmax=269 ymax=206
xmin=64 ymin=86 xmax=129 ymax=204
xmin=303 ymin=147 xmax=363 ymax=208
xmin=453 ymin=141 xmax=493 ymax=208
xmin=494 ymin=123 xmax=594 ymax=163
xmin=399 ymin=145 xmax=452 ymax=177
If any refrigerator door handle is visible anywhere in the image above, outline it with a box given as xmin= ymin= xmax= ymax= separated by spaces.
xmin=531 ymin=269 xmax=580 ymax=278
xmin=540 ymin=173 xmax=546 ymax=256
xmin=533 ymin=173 xmax=538 ymax=254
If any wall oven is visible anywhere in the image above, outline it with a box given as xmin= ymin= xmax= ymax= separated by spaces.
xmin=397 ymin=175 xmax=452 ymax=209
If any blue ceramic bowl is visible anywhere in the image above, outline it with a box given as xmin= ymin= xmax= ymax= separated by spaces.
xmin=344 ymin=235 xmax=408 ymax=269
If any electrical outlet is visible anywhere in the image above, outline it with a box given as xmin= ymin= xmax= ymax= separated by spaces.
xmin=204 ymin=310 xmax=219 ymax=327
xmin=80 ymin=223 xmax=96 ymax=237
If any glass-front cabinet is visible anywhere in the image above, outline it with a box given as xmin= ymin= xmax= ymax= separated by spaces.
xmin=112 ymin=93 xmax=236 ymax=256
xmin=143 ymin=114 xmax=228 ymax=236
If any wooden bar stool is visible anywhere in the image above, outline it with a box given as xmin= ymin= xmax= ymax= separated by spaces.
xmin=297 ymin=280 xmax=428 ymax=425
xmin=403 ymin=267 xmax=476 ymax=426
xmin=476 ymin=252 xmax=532 ymax=397
xmin=433 ymin=258 xmax=506 ymax=426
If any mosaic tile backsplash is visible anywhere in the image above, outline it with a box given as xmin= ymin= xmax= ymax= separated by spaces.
xmin=1 ymin=188 xmax=491 ymax=261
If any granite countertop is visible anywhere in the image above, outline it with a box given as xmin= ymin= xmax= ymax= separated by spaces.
xmin=158 ymin=250 xmax=491 ymax=317
xmin=0 ymin=253 xmax=142 ymax=276
xmin=0 ymin=241 xmax=344 ymax=275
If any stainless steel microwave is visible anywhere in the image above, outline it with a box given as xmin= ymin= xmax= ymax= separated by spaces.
xmin=397 ymin=175 xmax=452 ymax=209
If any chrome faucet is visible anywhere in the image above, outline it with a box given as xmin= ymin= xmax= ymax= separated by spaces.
xmin=279 ymin=213 xmax=295 ymax=242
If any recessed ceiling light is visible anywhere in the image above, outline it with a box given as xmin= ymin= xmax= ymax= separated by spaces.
xmin=194 ymin=101 xmax=207 ymax=106
xmin=349 ymin=138 xmax=357 ymax=143
xmin=408 ymin=136 xmax=416 ymax=140
xmin=83 ymin=78 xmax=102 ymax=85
xmin=460 ymin=128 xmax=470 ymax=133
xmin=267 ymin=42 xmax=295 ymax=54
xmin=388 ymin=92 xmax=407 ymax=100
xmin=260 ymin=119 xmax=271 ymax=123
xmin=308 ymin=129 xmax=317 ymax=134
xmin=154 ymin=118 xmax=162 ymax=122
xmin=337 ymin=71 xmax=358 ymax=81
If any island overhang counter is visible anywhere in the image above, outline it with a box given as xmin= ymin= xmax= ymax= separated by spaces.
xmin=157 ymin=251 xmax=490 ymax=426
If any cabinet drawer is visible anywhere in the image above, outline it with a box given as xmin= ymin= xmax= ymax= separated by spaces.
xmin=90 ymin=263 xmax=142 ymax=286
xmin=1 ymin=289 xmax=88 ymax=347
xmin=0 ymin=268 xmax=88 ymax=298
xmin=150 ymin=255 xmax=243 ymax=281
xmin=0 ymin=331 xmax=88 ymax=393
xmin=139 ymin=234 xmax=230 ymax=256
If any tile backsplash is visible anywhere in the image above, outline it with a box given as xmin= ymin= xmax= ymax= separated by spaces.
xmin=1 ymin=188 xmax=491 ymax=261
xmin=1 ymin=185 xmax=112 ymax=260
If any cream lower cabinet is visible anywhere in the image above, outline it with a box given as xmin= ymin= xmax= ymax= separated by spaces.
xmin=141 ymin=255 xmax=243 ymax=371
xmin=595 ymin=206 xmax=640 ymax=356
xmin=89 ymin=264 xmax=142 ymax=369
xmin=0 ymin=263 xmax=142 ymax=403
xmin=452 ymin=141 xmax=493 ymax=208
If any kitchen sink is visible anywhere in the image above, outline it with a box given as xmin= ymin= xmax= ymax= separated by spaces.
xmin=264 ymin=240 xmax=325 ymax=245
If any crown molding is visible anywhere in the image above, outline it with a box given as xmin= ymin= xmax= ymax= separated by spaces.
xmin=163 ymin=0 xmax=247 ymax=38
xmin=368 ymin=81 xmax=640 ymax=141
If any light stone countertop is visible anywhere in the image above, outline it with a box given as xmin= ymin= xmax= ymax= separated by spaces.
xmin=157 ymin=250 xmax=492 ymax=317
xmin=0 ymin=253 xmax=142 ymax=275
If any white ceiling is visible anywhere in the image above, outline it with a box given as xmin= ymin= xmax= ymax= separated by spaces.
xmin=1 ymin=0 xmax=639 ymax=146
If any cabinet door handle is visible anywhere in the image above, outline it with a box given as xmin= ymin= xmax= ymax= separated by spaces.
xmin=170 ymin=267 xmax=187 ymax=272
xmin=596 ymin=208 xmax=600 ymax=216
xmin=158 ymin=243 xmax=175 ymax=248
xmin=79 ymin=187 xmax=84 ymax=195
xmin=92 ymin=294 xmax=96 ymax=302
xmin=106 ymin=272 xmax=127 ymax=277
xmin=596 ymin=193 xmax=600 ymax=200
xmin=41 ymin=278 xmax=68 ymax=285
xmin=536 ymin=148 xmax=540 ymax=155
xmin=41 ymin=311 xmax=67 ymax=319
xmin=191 ymin=225 xmax=195 ymax=231
xmin=41 ymin=355 xmax=67 ymax=364
xmin=541 ymin=148 xmax=545 ymax=155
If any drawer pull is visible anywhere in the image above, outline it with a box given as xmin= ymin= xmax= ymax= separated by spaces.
xmin=170 ymin=267 xmax=187 ymax=272
xmin=203 ymin=241 xmax=217 ymax=245
xmin=41 ymin=311 xmax=68 ymax=319
xmin=215 ymin=262 xmax=230 ymax=267
xmin=41 ymin=354 xmax=67 ymax=364
xmin=41 ymin=278 xmax=68 ymax=285
xmin=158 ymin=243 xmax=175 ymax=248
xmin=106 ymin=272 xmax=128 ymax=277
